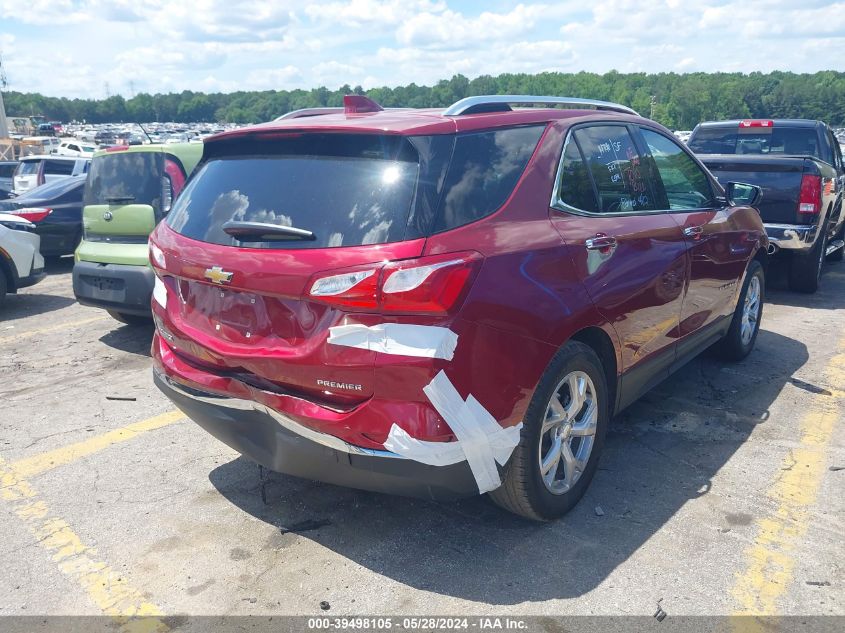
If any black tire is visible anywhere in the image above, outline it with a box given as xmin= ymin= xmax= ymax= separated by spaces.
xmin=0 ymin=271 xmax=7 ymax=307
xmin=489 ymin=341 xmax=609 ymax=521
xmin=788 ymin=230 xmax=826 ymax=293
xmin=713 ymin=260 xmax=764 ymax=361
xmin=107 ymin=310 xmax=151 ymax=326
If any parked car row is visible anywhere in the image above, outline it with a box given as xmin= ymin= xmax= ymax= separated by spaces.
xmin=3 ymin=95 xmax=841 ymax=523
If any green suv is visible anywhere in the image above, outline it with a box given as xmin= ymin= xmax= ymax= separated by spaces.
xmin=73 ymin=143 xmax=202 ymax=324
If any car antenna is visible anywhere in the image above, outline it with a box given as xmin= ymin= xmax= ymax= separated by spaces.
xmin=137 ymin=123 xmax=153 ymax=144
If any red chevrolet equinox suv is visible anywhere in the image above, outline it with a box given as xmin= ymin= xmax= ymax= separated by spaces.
xmin=150 ymin=95 xmax=767 ymax=520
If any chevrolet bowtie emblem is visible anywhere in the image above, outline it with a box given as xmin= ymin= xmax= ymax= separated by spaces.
xmin=204 ymin=266 xmax=233 ymax=285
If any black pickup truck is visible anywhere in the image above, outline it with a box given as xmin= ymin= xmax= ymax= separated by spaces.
xmin=688 ymin=119 xmax=844 ymax=292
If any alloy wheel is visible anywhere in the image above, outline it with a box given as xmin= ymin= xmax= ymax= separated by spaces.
xmin=538 ymin=371 xmax=598 ymax=495
xmin=740 ymin=275 xmax=761 ymax=346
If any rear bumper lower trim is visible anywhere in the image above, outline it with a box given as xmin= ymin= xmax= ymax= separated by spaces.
xmin=153 ymin=369 xmax=479 ymax=500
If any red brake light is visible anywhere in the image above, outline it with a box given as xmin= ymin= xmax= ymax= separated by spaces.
xmin=12 ymin=207 xmax=52 ymax=223
xmin=380 ymin=253 xmax=481 ymax=314
xmin=308 ymin=268 xmax=380 ymax=310
xmin=307 ymin=252 xmax=482 ymax=315
xmin=739 ymin=120 xmax=773 ymax=128
xmin=106 ymin=145 xmax=130 ymax=152
xmin=162 ymin=157 xmax=186 ymax=213
xmin=797 ymin=174 xmax=822 ymax=215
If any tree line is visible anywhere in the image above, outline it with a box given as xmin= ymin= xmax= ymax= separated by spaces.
xmin=4 ymin=70 xmax=845 ymax=130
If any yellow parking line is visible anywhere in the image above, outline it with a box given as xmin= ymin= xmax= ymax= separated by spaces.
xmin=11 ymin=411 xmax=185 ymax=478
xmin=0 ymin=458 xmax=168 ymax=630
xmin=0 ymin=315 xmax=110 ymax=345
xmin=731 ymin=339 xmax=844 ymax=616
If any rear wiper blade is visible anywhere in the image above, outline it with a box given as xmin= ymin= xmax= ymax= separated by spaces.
xmin=106 ymin=195 xmax=135 ymax=204
xmin=222 ymin=220 xmax=315 ymax=242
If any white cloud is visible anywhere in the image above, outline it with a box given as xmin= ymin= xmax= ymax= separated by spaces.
xmin=0 ymin=1 xmax=843 ymax=99
xmin=397 ymin=4 xmax=547 ymax=49
xmin=306 ymin=0 xmax=447 ymax=27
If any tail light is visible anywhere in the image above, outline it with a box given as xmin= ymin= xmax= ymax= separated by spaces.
xmin=739 ymin=120 xmax=774 ymax=128
xmin=11 ymin=207 xmax=52 ymax=223
xmin=797 ymin=174 xmax=822 ymax=215
xmin=161 ymin=157 xmax=186 ymax=214
xmin=307 ymin=251 xmax=482 ymax=315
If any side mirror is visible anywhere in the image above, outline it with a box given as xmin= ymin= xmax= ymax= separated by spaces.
xmin=725 ymin=182 xmax=762 ymax=207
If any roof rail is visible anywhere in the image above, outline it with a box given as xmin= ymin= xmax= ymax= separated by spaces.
xmin=443 ymin=95 xmax=638 ymax=117
xmin=274 ymin=107 xmax=343 ymax=121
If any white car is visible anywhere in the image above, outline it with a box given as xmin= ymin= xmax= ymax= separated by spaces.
xmin=53 ymin=141 xmax=97 ymax=158
xmin=22 ymin=136 xmax=61 ymax=154
xmin=0 ymin=213 xmax=45 ymax=305
xmin=12 ymin=155 xmax=90 ymax=195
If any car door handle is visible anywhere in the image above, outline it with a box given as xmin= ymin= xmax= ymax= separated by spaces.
xmin=684 ymin=226 xmax=704 ymax=238
xmin=585 ymin=235 xmax=618 ymax=251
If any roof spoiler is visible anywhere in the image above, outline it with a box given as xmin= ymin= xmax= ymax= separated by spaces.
xmin=275 ymin=95 xmax=386 ymax=121
xmin=443 ymin=95 xmax=638 ymax=116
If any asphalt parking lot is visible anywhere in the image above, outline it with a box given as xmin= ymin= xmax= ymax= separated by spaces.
xmin=0 ymin=257 xmax=843 ymax=622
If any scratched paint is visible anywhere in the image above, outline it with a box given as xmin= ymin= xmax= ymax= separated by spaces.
xmin=731 ymin=344 xmax=844 ymax=617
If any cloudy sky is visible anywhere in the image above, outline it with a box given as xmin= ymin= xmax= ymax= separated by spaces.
xmin=1 ymin=0 xmax=843 ymax=98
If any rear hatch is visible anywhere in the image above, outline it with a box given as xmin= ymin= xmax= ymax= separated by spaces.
xmin=153 ymin=132 xmax=452 ymax=404
xmin=13 ymin=160 xmax=41 ymax=194
xmin=78 ymin=148 xmax=165 ymax=265
xmin=689 ymin=122 xmax=819 ymax=224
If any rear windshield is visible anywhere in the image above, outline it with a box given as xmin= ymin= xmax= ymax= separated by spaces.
xmin=689 ymin=126 xmax=821 ymax=158
xmin=167 ymin=135 xmax=422 ymax=249
xmin=84 ymin=152 xmax=163 ymax=212
xmin=17 ymin=161 xmax=40 ymax=176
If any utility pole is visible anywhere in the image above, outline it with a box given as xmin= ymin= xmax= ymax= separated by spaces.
xmin=0 ymin=51 xmax=10 ymax=138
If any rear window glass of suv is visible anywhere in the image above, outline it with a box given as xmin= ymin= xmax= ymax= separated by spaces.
xmin=84 ymin=152 xmax=163 ymax=213
xmin=432 ymin=125 xmax=545 ymax=232
xmin=689 ymin=126 xmax=821 ymax=158
xmin=17 ymin=161 xmax=40 ymax=176
xmin=574 ymin=125 xmax=656 ymax=213
xmin=166 ymin=134 xmax=420 ymax=249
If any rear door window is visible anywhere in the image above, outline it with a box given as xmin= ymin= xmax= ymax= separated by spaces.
xmin=433 ymin=125 xmax=544 ymax=232
xmin=573 ymin=125 xmax=657 ymax=213
xmin=167 ymin=134 xmax=421 ymax=249
xmin=0 ymin=164 xmax=17 ymax=178
xmin=84 ymin=151 xmax=163 ymax=213
xmin=639 ymin=128 xmax=715 ymax=210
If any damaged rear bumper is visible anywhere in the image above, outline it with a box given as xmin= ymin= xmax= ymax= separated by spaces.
xmin=153 ymin=369 xmax=479 ymax=501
